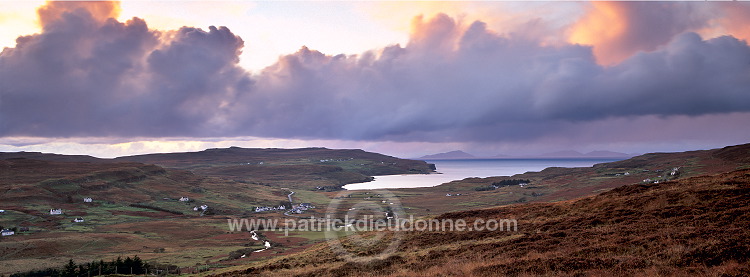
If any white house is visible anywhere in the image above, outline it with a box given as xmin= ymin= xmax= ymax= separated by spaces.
xmin=670 ymin=167 xmax=680 ymax=176
xmin=83 ymin=197 xmax=93 ymax=203
xmin=73 ymin=217 xmax=84 ymax=223
xmin=179 ymin=197 xmax=190 ymax=202
xmin=1 ymin=229 xmax=14 ymax=236
xmin=0 ymin=209 xmax=5 ymax=213
xmin=49 ymin=209 xmax=63 ymax=215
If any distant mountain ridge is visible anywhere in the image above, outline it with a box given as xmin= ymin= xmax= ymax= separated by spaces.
xmin=419 ymin=150 xmax=476 ymax=160
xmin=540 ymin=150 xmax=632 ymax=158
xmin=419 ymin=149 xmax=633 ymax=160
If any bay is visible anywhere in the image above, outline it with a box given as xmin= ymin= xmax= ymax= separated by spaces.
xmin=343 ymin=158 xmax=623 ymax=190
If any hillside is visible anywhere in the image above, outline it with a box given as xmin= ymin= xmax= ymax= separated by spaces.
xmin=384 ymin=143 xmax=750 ymax=216
xmin=2 ymin=144 xmax=749 ymax=275
xmin=0 ymin=147 xmax=435 ymax=274
xmin=0 ymin=152 xmax=105 ymax=163
xmin=0 ymin=156 xmax=297 ymax=273
xmin=211 ymin=167 xmax=750 ymax=276
xmin=116 ymin=147 xmax=436 ymax=189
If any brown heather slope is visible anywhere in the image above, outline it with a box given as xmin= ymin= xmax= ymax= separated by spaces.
xmin=0 ymin=147 xmax=434 ymax=274
xmin=0 ymin=152 xmax=105 ymax=163
xmin=115 ymin=147 xmax=435 ymax=175
xmin=0 ymin=158 xmax=199 ymax=204
xmin=212 ymin=168 xmax=750 ymax=277
xmin=0 ymin=157 xmax=291 ymax=274
xmin=115 ymin=147 xmax=435 ymax=190
xmin=389 ymin=143 xmax=750 ymax=217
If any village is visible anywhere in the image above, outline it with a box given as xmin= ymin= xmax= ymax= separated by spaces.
xmin=0 ymin=190 xmax=318 ymax=239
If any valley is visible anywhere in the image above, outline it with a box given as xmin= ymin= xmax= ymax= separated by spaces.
xmin=1 ymin=144 xmax=749 ymax=276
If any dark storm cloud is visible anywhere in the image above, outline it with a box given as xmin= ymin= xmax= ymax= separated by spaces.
xmin=236 ymin=15 xmax=750 ymax=142
xmin=0 ymin=2 xmax=250 ymax=137
xmin=1 ymin=2 xmax=749 ymax=144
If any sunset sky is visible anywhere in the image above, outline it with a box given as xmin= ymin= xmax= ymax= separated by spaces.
xmin=1 ymin=1 xmax=750 ymax=158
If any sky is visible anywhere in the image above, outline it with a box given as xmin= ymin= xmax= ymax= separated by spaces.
xmin=1 ymin=1 xmax=750 ymax=158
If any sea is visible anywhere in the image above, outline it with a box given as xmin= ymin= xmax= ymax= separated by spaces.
xmin=343 ymin=158 xmax=624 ymax=190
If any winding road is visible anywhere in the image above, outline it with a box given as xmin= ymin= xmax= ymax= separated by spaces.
xmin=287 ymin=190 xmax=295 ymax=204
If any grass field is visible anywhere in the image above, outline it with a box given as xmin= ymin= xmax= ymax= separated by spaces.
xmin=3 ymin=144 xmax=750 ymax=275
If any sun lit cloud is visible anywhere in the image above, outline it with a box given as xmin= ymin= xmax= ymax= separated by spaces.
xmin=0 ymin=1 xmax=45 ymax=50
xmin=716 ymin=2 xmax=750 ymax=42
xmin=568 ymin=2 xmax=715 ymax=66
xmin=568 ymin=2 xmax=627 ymax=65
xmin=118 ymin=1 xmax=405 ymax=72
xmin=362 ymin=1 xmax=582 ymax=47
xmin=38 ymin=0 xmax=120 ymax=27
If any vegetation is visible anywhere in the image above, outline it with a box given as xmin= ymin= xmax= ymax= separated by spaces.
xmin=475 ymin=179 xmax=531 ymax=191
xmin=211 ymin=167 xmax=750 ymax=276
xmin=128 ymin=203 xmax=184 ymax=215
xmin=3 ymin=144 xmax=750 ymax=275
xmin=10 ymin=256 xmax=155 ymax=277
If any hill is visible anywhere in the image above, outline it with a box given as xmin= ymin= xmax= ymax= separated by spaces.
xmin=383 ymin=143 xmax=750 ymax=217
xmin=536 ymin=150 xmax=631 ymax=158
xmin=3 ymin=144 xmax=750 ymax=275
xmin=211 ymin=167 xmax=750 ymax=276
xmin=584 ymin=150 xmax=632 ymax=158
xmin=538 ymin=150 xmax=585 ymax=158
xmin=0 ymin=147 xmax=435 ymax=274
xmin=0 ymin=152 xmax=105 ymax=163
xmin=116 ymin=147 xmax=435 ymax=189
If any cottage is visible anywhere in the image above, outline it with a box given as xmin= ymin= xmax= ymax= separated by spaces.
xmin=200 ymin=204 xmax=209 ymax=210
xmin=83 ymin=197 xmax=93 ymax=203
xmin=49 ymin=208 xmax=63 ymax=215
xmin=179 ymin=197 xmax=190 ymax=202
xmin=446 ymin=193 xmax=452 ymax=197
xmin=1 ymin=229 xmax=14 ymax=236
xmin=299 ymin=203 xmax=314 ymax=208
xmin=73 ymin=217 xmax=85 ymax=223
xmin=670 ymin=167 xmax=680 ymax=176
xmin=0 ymin=209 xmax=5 ymax=213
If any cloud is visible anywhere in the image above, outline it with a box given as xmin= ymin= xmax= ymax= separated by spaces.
xmin=1 ymin=1 xmax=749 ymax=152
xmin=236 ymin=14 xmax=750 ymax=143
xmin=568 ymin=2 xmax=715 ymax=65
xmin=716 ymin=2 xmax=750 ymax=42
xmin=0 ymin=1 xmax=251 ymax=137
xmin=37 ymin=0 xmax=121 ymax=27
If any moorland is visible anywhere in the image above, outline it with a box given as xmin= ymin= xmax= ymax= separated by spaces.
xmin=1 ymin=144 xmax=749 ymax=276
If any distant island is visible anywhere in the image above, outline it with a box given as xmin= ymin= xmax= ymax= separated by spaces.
xmin=419 ymin=150 xmax=476 ymax=159
xmin=419 ymin=150 xmax=633 ymax=160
